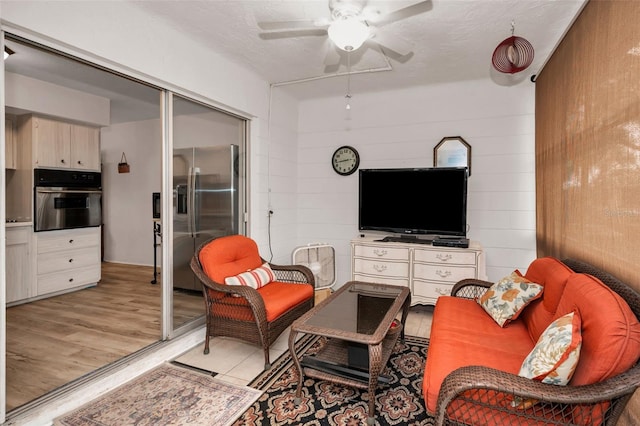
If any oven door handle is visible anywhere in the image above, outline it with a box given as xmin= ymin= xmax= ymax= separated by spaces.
xmin=36 ymin=189 xmax=102 ymax=194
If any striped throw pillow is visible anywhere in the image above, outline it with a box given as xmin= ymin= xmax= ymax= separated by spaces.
xmin=224 ymin=263 xmax=275 ymax=289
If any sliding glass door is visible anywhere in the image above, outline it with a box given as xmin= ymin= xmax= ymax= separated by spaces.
xmin=1 ymin=33 xmax=247 ymax=416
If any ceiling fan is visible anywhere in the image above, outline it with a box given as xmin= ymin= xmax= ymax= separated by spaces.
xmin=258 ymin=0 xmax=432 ymax=66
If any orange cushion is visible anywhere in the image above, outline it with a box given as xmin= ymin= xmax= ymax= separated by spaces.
xmin=422 ymin=296 xmax=535 ymax=414
xmin=199 ymin=235 xmax=262 ymax=284
xmin=553 ymin=273 xmax=640 ymax=386
xmin=520 ymin=257 xmax=574 ymax=341
xmin=211 ymin=282 xmax=313 ymax=322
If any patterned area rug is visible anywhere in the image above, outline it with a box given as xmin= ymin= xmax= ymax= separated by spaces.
xmin=55 ymin=363 xmax=262 ymax=426
xmin=234 ymin=335 xmax=435 ymax=425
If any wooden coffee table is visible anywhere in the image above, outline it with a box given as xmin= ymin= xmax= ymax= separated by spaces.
xmin=288 ymin=281 xmax=411 ymax=425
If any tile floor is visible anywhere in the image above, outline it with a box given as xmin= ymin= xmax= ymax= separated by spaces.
xmin=173 ymin=304 xmax=434 ymax=386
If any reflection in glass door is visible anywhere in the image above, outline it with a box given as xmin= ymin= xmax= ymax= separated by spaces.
xmin=170 ymin=94 xmax=246 ymax=333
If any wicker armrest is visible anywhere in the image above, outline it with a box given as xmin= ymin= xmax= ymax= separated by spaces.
xmin=436 ymin=364 xmax=640 ymax=425
xmin=265 ymin=260 xmax=316 ymax=287
xmin=450 ymin=278 xmax=493 ymax=300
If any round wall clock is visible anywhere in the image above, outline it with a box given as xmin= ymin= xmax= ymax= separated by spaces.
xmin=331 ymin=145 xmax=360 ymax=176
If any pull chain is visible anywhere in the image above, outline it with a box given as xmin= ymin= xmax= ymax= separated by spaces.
xmin=345 ymin=52 xmax=352 ymax=110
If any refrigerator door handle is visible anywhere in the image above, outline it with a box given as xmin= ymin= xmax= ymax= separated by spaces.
xmin=187 ymin=166 xmax=195 ymax=237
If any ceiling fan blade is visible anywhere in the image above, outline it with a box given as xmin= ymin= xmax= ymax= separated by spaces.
xmin=366 ymin=0 xmax=433 ymax=26
xmin=259 ymin=28 xmax=327 ymax=40
xmin=370 ymin=28 xmax=413 ymax=56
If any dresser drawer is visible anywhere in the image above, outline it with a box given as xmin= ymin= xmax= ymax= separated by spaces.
xmin=413 ymin=263 xmax=477 ymax=283
xmin=38 ymin=248 xmax=100 ymax=274
xmin=412 ymin=280 xmax=454 ymax=300
xmin=37 ymin=227 xmax=100 ymax=254
xmin=352 ymin=273 xmax=410 ymax=288
xmin=413 ymin=248 xmax=478 ymax=265
xmin=37 ymin=265 xmax=100 ymax=295
xmin=353 ymin=244 xmax=409 ymax=261
xmin=354 ymin=258 xmax=409 ymax=278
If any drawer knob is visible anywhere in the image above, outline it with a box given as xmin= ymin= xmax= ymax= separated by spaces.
xmin=77 ymin=160 xmax=82 ymax=165
xmin=373 ymin=249 xmax=388 ymax=257
xmin=373 ymin=264 xmax=388 ymax=272
xmin=436 ymin=254 xmax=452 ymax=262
xmin=435 ymin=287 xmax=449 ymax=295
xmin=69 ymin=278 xmax=74 ymax=282
xmin=69 ymin=258 xmax=74 ymax=263
xmin=436 ymin=269 xmax=452 ymax=278
xmin=61 ymin=159 xmax=66 ymax=164
xmin=69 ymin=239 xmax=74 ymax=244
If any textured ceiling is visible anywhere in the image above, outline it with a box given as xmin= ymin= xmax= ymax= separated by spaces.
xmin=132 ymin=0 xmax=587 ymax=99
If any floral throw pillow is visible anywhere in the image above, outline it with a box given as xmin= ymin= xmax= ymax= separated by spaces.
xmin=512 ymin=311 xmax=582 ymax=409
xmin=224 ymin=263 xmax=275 ymax=289
xmin=477 ymin=271 xmax=544 ymax=327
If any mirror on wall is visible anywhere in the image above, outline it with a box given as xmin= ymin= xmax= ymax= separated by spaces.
xmin=434 ymin=136 xmax=471 ymax=175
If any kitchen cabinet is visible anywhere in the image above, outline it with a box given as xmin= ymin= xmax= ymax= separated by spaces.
xmin=5 ymin=117 xmax=17 ymax=170
xmin=351 ymin=237 xmax=486 ymax=306
xmin=26 ymin=115 xmax=101 ymax=171
xmin=6 ymin=225 xmax=35 ymax=304
xmin=36 ymin=227 xmax=101 ymax=297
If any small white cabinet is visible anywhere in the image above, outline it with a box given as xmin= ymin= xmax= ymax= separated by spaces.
xmin=36 ymin=227 xmax=101 ymax=296
xmin=6 ymin=225 xmax=35 ymax=304
xmin=21 ymin=115 xmax=101 ymax=171
xmin=351 ymin=237 xmax=486 ymax=306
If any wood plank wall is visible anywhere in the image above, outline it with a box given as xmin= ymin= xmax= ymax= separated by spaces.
xmin=535 ymin=1 xmax=640 ymax=423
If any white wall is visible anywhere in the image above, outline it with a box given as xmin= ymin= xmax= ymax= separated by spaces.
xmin=101 ymin=119 xmax=161 ymax=266
xmin=5 ymin=72 xmax=110 ymax=125
xmin=297 ymin=79 xmax=537 ymax=285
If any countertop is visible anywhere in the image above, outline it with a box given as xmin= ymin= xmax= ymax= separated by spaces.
xmin=6 ymin=221 xmax=32 ymax=228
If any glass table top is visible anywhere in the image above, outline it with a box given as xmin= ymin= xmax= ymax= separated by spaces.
xmin=303 ymin=282 xmax=407 ymax=336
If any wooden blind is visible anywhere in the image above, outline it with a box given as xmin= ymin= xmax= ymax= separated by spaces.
xmin=536 ymin=0 xmax=640 ymax=293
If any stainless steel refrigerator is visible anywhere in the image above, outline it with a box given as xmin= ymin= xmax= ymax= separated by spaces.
xmin=173 ymin=145 xmax=239 ymax=291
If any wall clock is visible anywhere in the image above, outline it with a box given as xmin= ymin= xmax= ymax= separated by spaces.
xmin=331 ymin=145 xmax=360 ymax=176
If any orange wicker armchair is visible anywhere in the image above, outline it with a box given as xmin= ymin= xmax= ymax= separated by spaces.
xmin=433 ymin=258 xmax=640 ymax=426
xmin=190 ymin=235 xmax=315 ymax=370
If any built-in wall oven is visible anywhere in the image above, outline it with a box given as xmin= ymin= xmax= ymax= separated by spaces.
xmin=34 ymin=169 xmax=102 ymax=232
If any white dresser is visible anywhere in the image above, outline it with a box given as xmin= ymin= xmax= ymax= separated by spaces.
xmin=351 ymin=237 xmax=486 ymax=306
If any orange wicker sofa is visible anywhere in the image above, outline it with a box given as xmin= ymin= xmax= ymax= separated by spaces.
xmin=190 ymin=235 xmax=315 ymax=370
xmin=423 ymin=257 xmax=640 ymax=426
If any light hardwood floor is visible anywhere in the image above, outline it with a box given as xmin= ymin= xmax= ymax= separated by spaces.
xmin=5 ymin=262 xmax=203 ymax=412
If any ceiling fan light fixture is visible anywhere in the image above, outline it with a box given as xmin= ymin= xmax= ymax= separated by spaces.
xmin=328 ymin=17 xmax=369 ymax=51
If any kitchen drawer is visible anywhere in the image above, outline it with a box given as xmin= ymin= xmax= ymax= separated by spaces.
xmin=412 ymin=279 xmax=454 ymax=300
xmin=38 ymin=248 xmax=100 ymax=274
xmin=352 ymin=273 xmax=410 ymax=288
xmin=37 ymin=265 xmax=100 ymax=295
xmin=37 ymin=227 xmax=100 ymax=253
xmin=353 ymin=258 xmax=409 ymax=278
xmin=413 ymin=263 xmax=477 ymax=283
xmin=413 ymin=248 xmax=478 ymax=265
xmin=353 ymin=244 xmax=409 ymax=261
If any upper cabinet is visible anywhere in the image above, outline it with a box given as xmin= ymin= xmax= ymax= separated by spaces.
xmin=5 ymin=117 xmax=17 ymax=170
xmin=25 ymin=115 xmax=101 ymax=171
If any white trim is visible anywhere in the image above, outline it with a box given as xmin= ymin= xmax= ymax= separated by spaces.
xmin=1 ymin=29 xmax=8 ymax=425
xmin=162 ymin=91 xmax=173 ymax=339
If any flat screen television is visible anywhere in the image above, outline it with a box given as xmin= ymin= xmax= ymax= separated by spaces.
xmin=359 ymin=167 xmax=468 ymax=238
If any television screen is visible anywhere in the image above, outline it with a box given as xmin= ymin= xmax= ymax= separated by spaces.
xmin=358 ymin=167 xmax=468 ymax=237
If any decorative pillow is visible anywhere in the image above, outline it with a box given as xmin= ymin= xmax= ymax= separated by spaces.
xmin=512 ymin=310 xmax=582 ymax=408
xmin=224 ymin=263 xmax=275 ymax=289
xmin=477 ymin=271 xmax=544 ymax=327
